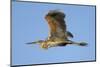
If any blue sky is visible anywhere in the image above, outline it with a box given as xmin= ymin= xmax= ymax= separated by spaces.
xmin=12 ymin=1 xmax=96 ymax=66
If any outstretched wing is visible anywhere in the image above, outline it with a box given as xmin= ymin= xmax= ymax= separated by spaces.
xmin=45 ymin=10 xmax=69 ymax=40
xmin=67 ymin=31 xmax=74 ymax=38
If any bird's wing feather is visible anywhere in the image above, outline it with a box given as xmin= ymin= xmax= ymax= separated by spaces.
xmin=67 ymin=31 xmax=74 ymax=38
xmin=45 ymin=10 xmax=68 ymax=40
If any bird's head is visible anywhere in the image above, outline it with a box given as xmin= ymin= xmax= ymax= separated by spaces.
xmin=36 ymin=40 xmax=44 ymax=43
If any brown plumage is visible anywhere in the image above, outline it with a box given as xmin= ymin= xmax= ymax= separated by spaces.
xmin=27 ymin=10 xmax=87 ymax=49
xmin=45 ymin=10 xmax=67 ymax=41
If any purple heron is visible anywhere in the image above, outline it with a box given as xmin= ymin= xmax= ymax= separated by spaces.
xmin=27 ymin=10 xmax=87 ymax=49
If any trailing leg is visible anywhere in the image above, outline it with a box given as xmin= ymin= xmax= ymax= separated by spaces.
xmin=66 ymin=40 xmax=88 ymax=46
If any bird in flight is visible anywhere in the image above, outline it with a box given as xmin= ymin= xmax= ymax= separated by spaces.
xmin=27 ymin=10 xmax=87 ymax=49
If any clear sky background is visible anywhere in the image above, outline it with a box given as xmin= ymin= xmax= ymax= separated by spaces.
xmin=12 ymin=1 xmax=96 ymax=66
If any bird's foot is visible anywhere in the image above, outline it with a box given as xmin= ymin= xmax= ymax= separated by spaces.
xmin=79 ymin=42 xmax=88 ymax=46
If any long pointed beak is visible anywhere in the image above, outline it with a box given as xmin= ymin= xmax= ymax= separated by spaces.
xmin=26 ymin=42 xmax=38 ymax=44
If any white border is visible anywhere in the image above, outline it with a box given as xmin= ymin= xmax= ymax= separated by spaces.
xmin=20 ymin=0 xmax=96 ymax=5
xmin=0 ymin=0 xmax=10 ymax=67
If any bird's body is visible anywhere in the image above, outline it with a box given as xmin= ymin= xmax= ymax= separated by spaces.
xmin=27 ymin=10 xmax=87 ymax=49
